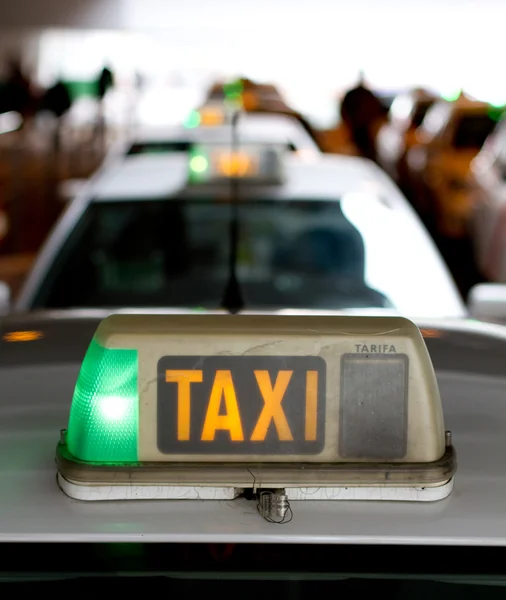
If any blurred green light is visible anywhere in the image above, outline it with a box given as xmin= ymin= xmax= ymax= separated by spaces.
xmin=190 ymin=155 xmax=208 ymax=173
xmin=184 ymin=110 xmax=201 ymax=128
xmin=488 ymin=103 xmax=506 ymax=122
xmin=67 ymin=338 xmax=139 ymax=463
xmin=223 ymin=79 xmax=243 ymax=100
xmin=442 ymin=89 xmax=461 ymax=102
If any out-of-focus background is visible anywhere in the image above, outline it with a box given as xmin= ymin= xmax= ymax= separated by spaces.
xmin=0 ymin=0 xmax=504 ymax=306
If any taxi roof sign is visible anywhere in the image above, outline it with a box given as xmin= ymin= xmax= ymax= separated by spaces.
xmin=188 ymin=144 xmax=284 ymax=185
xmin=198 ymin=104 xmax=226 ymax=126
xmin=56 ymin=314 xmax=456 ymax=504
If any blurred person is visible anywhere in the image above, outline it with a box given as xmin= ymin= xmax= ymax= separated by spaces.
xmin=1 ymin=56 xmax=35 ymax=122
xmin=97 ymin=65 xmax=115 ymax=100
xmin=42 ymin=80 xmax=72 ymax=118
xmin=340 ymin=71 xmax=386 ymax=161
xmin=95 ymin=64 xmax=115 ymax=151
xmin=40 ymin=80 xmax=72 ymax=153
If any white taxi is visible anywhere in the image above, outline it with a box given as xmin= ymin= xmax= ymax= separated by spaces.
xmin=112 ymin=109 xmax=321 ymax=160
xmin=3 ymin=144 xmax=465 ymax=321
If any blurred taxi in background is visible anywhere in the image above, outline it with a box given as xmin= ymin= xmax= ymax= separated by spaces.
xmin=405 ymin=93 xmax=500 ymax=237
xmin=10 ymin=143 xmax=464 ymax=319
xmin=95 ymin=109 xmax=321 ymax=173
xmin=205 ymin=78 xmax=287 ymax=112
xmin=376 ymin=88 xmax=437 ymax=184
xmin=121 ymin=110 xmax=321 ymax=158
xmin=470 ymin=116 xmax=506 ymax=281
xmin=203 ymin=79 xmax=321 ymax=148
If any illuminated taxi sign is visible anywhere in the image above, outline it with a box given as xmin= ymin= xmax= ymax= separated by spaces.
xmin=198 ymin=106 xmax=225 ymax=126
xmin=217 ymin=150 xmax=258 ymax=177
xmin=56 ymin=314 xmax=456 ymax=503
xmin=159 ymin=355 xmax=324 ymax=454
xmin=188 ymin=144 xmax=283 ymax=184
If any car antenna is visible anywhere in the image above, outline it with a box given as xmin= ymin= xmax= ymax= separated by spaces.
xmin=220 ymin=109 xmax=245 ymax=314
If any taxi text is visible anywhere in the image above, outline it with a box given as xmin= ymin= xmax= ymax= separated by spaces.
xmin=165 ymin=369 xmax=318 ymax=442
xmin=157 ymin=355 xmax=326 ymax=455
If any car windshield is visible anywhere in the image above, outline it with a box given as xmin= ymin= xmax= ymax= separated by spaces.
xmin=32 ymin=198 xmax=393 ymax=311
xmin=127 ymin=140 xmax=297 ymax=155
xmin=29 ymin=195 xmax=462 ymax=317
xmin=127 ymin=141 xmax=193 ymax=155
xmin=452 ymin=113 xmax=497 ymax=149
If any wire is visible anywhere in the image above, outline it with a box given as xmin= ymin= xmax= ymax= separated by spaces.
xmin=220 ymin=109 xmax=245 ymax=314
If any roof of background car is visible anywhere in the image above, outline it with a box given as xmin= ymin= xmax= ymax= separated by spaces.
xmin=89 ymin=152 xmax=407 ymax=206
xmin=0 ymin=310 xmax=505 ymax=543
xmin=131 ymin=112 xmax=312 ymax=144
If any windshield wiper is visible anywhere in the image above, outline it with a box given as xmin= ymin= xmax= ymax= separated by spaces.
xmin=220 ymin=110 xmax=245 ymax=314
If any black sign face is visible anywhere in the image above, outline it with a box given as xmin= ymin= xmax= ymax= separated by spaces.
xmin=157 ymin=356 xmax=326 ymax=455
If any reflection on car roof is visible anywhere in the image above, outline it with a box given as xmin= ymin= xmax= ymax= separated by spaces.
xmin=91 ymin=153 xmax=405 ymax=204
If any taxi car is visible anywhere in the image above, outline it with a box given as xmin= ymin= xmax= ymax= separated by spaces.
xmin=202 ymin=79 xmax=320 ymax=147
xmin=2 ymin=306 xmax=506 ymax=591
xmin=204 ymin=78 xmax=288 ymax=112
xmin=405 ymin=93 xmax=500 ymax=237
xmin=119 ymin=110 xmax=321 ymax=158
xmin=8 ymin=143 xmax=466 ymax=320
xmin=376 ymin=88 xmax=437 ymax=183
xmin=469 ymin=116 xmax=506 ymax=282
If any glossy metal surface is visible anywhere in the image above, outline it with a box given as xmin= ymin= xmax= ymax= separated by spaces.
xmin=0 ymin=310 xmax=505 ymax=544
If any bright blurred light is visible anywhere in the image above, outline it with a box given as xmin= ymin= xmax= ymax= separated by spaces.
xmin=99 ymin=395 xmax=129 ymax=421
xmin=189 ymin=155 xmax=208 ymax=173
xmin=0 ymin=112 xmax=22 ymax=134
xmin=135 ymin=85 xmax=203 ymax=127
xmin=184 ymin=110 xmax=201 ymax=128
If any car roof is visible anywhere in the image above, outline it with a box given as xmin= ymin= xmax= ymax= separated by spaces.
xmin=130 ymin=113 xmax=314 ymax=144
xmin=1 ymin=309 xmax=506 ymax=543
xmin=90 ymin=152 xmax=408 ymax=205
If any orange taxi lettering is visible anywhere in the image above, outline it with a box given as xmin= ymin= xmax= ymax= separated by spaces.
xmin=165 ymin=370 xmax=203 ymax=441
xmin=305 ymin=370 xmax=318 ymax=441
xmin=201 ymin=370 xmax=244 ymax=441
xmin=250 ymin=370 xmax=293 ymax=441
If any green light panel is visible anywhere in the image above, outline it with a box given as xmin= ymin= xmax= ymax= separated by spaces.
xmin=183 ymin=110 xmax=201 ymax=128
xmin=67 ymin=338 xmax=139 ymax=463
xmin=223 ymin=80 xmax=243 ymax=100
xmin=188 ymin=146 xmax=210 ymax=182
xmin=441 ymin=89 xmax=461 ymax=102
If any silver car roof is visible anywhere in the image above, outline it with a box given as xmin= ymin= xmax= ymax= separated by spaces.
xmin=0 ymin=309 xmax=505 ymax=544
xmin=90 ymin=152 xmax=402 ymax=202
